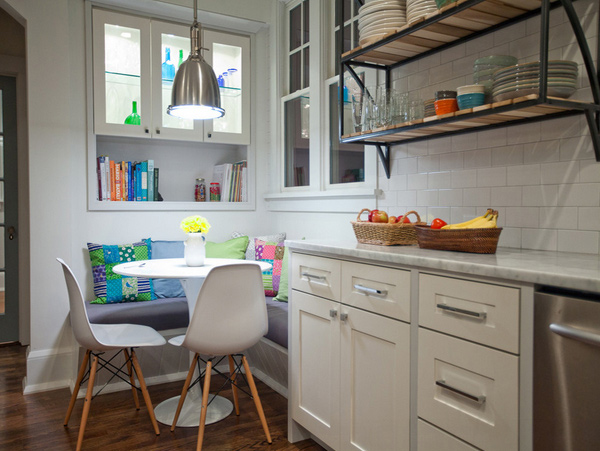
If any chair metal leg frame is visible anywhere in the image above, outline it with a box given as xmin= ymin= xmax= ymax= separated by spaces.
xmin=64 ymin=347 xmax=160 ymax=450
xmin=228 ymin=355 xmax=240 ymax=415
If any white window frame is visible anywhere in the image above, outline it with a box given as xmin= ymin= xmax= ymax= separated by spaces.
xmin=266 ymin=0 xmax=377 ymax=211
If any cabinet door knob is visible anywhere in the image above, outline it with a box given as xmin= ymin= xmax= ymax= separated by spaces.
xmin=156 ymin=128 xmax=161 ymax=134
xmin=144 ymin=127 xmax=149 ymax=134
xmin=329 ymin=309 xmax=338 ymax=318
xmin=340 ymin=313 xmax=348 ymax=322
xmin=207 ymin=133 xmax=212 ymax=138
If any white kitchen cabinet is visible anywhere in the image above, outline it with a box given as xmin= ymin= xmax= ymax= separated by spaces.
xmin=290 ymin=253 xmax=410 ymax=451
xmin=92 ymin=8 xmax=250 ymax=144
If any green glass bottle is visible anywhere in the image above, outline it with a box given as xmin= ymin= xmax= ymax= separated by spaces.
xmin=124 ymin=100 xmax=141 ymax=125
xmin=178 ymin=49 xmax=184 ymax=68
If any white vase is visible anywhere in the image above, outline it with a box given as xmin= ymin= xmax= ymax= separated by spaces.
xmin=184 ymin=233 xmax=206 ymax=266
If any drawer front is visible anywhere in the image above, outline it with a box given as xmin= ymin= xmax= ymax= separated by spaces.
xmin=341 ymin=261 xmax=410 ymax=322
xmin=418 ymin=420 xmax=479 ymax=451
xmin=418 ymin=328 xmax=519 ymax=451
xmin=419 ymin=273 xmax=520 ymax=353
xmin=291 ymin=253 xmax=341 ymax=302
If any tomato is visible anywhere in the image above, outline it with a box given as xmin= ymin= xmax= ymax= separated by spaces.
xmin=368 ymin=209 xmax=379 ymax=222
xmin=431 ymin=218 xmax=448 ymax=229
xmin=396 ymin=215 xmax=411 ymax=224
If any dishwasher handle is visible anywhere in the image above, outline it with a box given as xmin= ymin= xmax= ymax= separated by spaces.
xmin=550 ymin=323 xmax=600 ymax=348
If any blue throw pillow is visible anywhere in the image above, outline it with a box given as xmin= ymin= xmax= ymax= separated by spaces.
xmin=150 ymin=240 xmax=185 ymax=299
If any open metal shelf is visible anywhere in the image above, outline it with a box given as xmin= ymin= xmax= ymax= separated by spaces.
xmin=338 ymin=0 xmax=600 ymax=178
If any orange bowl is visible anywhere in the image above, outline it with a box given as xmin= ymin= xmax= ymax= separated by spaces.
xmin=434 ymin=99 xmax=458 ymax=115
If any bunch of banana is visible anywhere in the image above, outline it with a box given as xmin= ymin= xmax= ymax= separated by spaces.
xmin=441 ymin=209 xmax=498 ymax=229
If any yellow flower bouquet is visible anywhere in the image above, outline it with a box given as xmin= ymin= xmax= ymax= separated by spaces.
xmin=180 ymin=215 xmax=211 ymax=234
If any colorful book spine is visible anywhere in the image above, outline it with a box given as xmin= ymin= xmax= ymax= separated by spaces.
xmin=154 ymin=168 xmax=159 ymax=200
xmin=141 ymin=160 xmax=148 ymax=201
xmin=135 ymin=163 xmax=142 ymax=201
xmin=115 ymin=163 xmax=122 ymax=201
xmin=96 ymin=157 xmax=103 ymax=201
xmin=147 ymin=160 xmax=154 ymax=202
xmin=128 ymin=162 xmax=134 ymax=201
xmin=109 ymin=159 xmax=116 ymax=201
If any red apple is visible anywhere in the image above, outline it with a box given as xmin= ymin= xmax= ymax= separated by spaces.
xmin=368 ymin=209 xmax=379 ymax=222
xmin=372 ymin=210 xmax=389 ymax=223
xmin=396 ymin=214 xmax=411 ymax=224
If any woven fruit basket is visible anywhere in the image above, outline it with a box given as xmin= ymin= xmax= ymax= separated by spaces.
xmin=351 ymin=209 xmax=425 ymax=246
xmin=414 ymin=225 xmax=503 ymax=254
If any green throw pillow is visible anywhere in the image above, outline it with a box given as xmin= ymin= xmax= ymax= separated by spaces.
xmin=87 ymin=239 xmax=155 ymax=304
xmin=205 ymin=235 xmax=249 ymax=259
xmin=273 ymin=246 xmax=289 ymax=302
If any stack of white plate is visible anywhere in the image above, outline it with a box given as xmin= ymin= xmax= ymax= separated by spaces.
xmin=358 ymin=0 xmax=407 ymax=46
xmin=491 ymin=60 xmax=578 ymax=102
xmin=406 ymin=0 xmax=437 ymax=24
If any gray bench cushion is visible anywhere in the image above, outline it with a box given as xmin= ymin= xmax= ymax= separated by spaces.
xmin=265 ymin=297 xmax=288 ymax=348
xmin=85 ymin=295 xmax=289 ymax=348
xmin=86 ymin=297 xmax=189 ymax=331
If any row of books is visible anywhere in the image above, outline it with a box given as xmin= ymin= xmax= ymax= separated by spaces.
xmin=97 ymin=156 xmax=160 ymax=201
xmin=212 ymin=161 xmax=248 ymax=202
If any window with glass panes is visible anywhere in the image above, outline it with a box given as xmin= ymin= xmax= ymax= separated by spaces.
xmin=284 ymin=0 xmax=310 ymax=188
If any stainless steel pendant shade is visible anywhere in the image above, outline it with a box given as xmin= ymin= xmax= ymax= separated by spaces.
xmin=167 ymin=0 xmax=224 ymax=120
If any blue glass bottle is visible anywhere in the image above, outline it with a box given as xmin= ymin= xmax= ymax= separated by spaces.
xmin=161 ymin=47 xmax=175 ymax=82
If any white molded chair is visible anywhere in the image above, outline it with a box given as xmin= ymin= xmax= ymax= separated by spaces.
xmin=170 ymin=263 xmax=272 ymax=450
xmin=57 ymin=258 xmax=166 ymax=451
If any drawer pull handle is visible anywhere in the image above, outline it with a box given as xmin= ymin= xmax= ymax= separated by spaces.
xmin=354 ymin=284 xmax=388 ymax=297
xmin=330 ymin=309 xmax=338 ymax=318
xmin=340 ymin=313 xmax=348 ymax=322
xmin=436 ymin=380 xmax=486 ymax=404
xmin=437 ymin=303 xmax=487 ymax=319
xmin=302 ymin=272 xmax=326 ymax=281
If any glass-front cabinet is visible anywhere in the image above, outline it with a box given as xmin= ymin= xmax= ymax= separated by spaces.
xmin=92 ymin=9 xmax=250 ymax=144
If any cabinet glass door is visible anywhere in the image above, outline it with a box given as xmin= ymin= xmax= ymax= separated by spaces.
xmin=151 ymin=20 xmax=203 ymax=140
xmin=203 ymin=30 xmax=250 ymax=145
xmin=92 ymin=9 xmax=151 ymax=137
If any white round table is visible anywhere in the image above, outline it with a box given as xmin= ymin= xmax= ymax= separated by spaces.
xmin=113 ymin=257 xmax=271 ymax=427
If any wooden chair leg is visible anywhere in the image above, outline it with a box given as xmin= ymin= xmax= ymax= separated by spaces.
xmin=130 ymin=349 xmax=160 ymax=436
xmin=171 ymin=353 xmax=199 ymax=432
xmin=76 ymin=354 xmax=98 ymax=451
xmin=123 ymin=349 xmax=140 ymax=410
xmin=64 ymin=349 xmax=91 ymax=427
xmin=196 ymin=359 xmax=213 ymax=451
xmin=228 ymin=355 xmax=240 ymax=415
xmin=242 ymin=355 xmax=272 ymax=444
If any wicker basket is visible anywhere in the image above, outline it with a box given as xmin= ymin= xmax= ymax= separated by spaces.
xmin=351 ymin=209 xmax=424 ymax=246
xmin=414 ymin=225 xmax=502 ymax=254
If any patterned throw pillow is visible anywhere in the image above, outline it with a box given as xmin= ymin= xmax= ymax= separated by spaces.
xmin=231 ymin=231 xmax=286 ymax=261
xmin=87 ymin=239 xmax=155 ymax=304
xmin=254 ymin=239 xmax=286 ymax=297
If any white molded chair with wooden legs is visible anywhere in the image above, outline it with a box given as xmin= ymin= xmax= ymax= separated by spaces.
xmin=170 ymin=263 xmax=272 ymax=451
xmin=57 ymin=258 xmax=166 ymax=451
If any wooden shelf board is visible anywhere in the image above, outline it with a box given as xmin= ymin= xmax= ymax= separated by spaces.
xmin=343 ymin=0 xmax=540 ymax=66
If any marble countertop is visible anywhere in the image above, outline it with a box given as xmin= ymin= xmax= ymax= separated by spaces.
xmin=286 ymin=239 xmax=600 ymax=293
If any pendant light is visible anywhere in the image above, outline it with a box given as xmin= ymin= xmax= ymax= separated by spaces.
xmin=167 ymin=0 xmax=225 ymax=120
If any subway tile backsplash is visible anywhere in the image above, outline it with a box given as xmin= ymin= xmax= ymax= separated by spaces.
xmin=378 ymin=0 xmax=600 ymax=254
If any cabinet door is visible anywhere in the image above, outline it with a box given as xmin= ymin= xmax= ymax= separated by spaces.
xmin=150 ymin=20 xmax=204 ymax=141
xmin=290 ymin=291 xmax=341 ymax=451
xmin=202 ymin=30 xmax=250 ymax=145
xmin=340 ymin=306 xmax=410 ymax=451
xmin=92 ymin=9 xmax=152 ymax=138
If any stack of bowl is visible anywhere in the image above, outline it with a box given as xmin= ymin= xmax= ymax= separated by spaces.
xmin=435 ymin=0 xmax=456 ymax=7
xmin=358 ymin=0 xmax=407 ymax=46
xmin=492 ymin=60 xmax=578 ymax=102
xmin=424 ymin=98 xmax=436 ymax=117
xmin=473 ymin=55 xmax=518 ymax=102
xmin=406 ymin=0 xmax=437 ymax=24
xmin=434 ymin=90 xmax=457 ymax=115
xmin=456 ymin=84 xmax=486 ymax=109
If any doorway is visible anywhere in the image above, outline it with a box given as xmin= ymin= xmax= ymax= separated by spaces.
xmin=0 ymin=75 xmax=18 ymax=343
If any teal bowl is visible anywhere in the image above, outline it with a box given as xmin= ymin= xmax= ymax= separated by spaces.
xmin=457 ymin=93 xmax=485 ymax=109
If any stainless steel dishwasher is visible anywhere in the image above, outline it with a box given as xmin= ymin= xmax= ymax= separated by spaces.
xmin=534 ymin=287 xmax=600 ymax=451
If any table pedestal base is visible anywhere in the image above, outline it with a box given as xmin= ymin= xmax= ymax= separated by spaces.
xmin=155 ymin=392 xmax=233 ymax=427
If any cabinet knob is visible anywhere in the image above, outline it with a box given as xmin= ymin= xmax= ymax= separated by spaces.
xmin=329 ymin=309 xmax=338 ymax=318
xmin=207 ymin=133 xmax=212 ymax=138
xmin=156 ymin=128 xmax=161 ymax=134
xmin=340 ymin=313 xmax=348 ymax=322
xmin=144 ymin=127 xmax=149 ymax=134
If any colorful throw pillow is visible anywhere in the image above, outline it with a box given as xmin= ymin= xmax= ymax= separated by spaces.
xmin=232 ymin=231 xmax=286 ymax=261
xmin=254 ymin=239 xmax=286 ymax=297
xmin=206 ymin=236 xmax=249 ymax=259
xmin=87 ymin=239 xmax=155 ymax=304
xmin=273 ymin=246 xmax=289 ymax=302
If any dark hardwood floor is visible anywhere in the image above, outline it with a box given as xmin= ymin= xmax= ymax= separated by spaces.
xmin=0 ymin=344 xmax=325 ymax=450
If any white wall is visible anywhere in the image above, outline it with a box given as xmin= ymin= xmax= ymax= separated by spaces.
xmin=270 ymin=0 xmax=600 ymax=254
xmin=3 ymin=0 xmax=278 ymax=393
